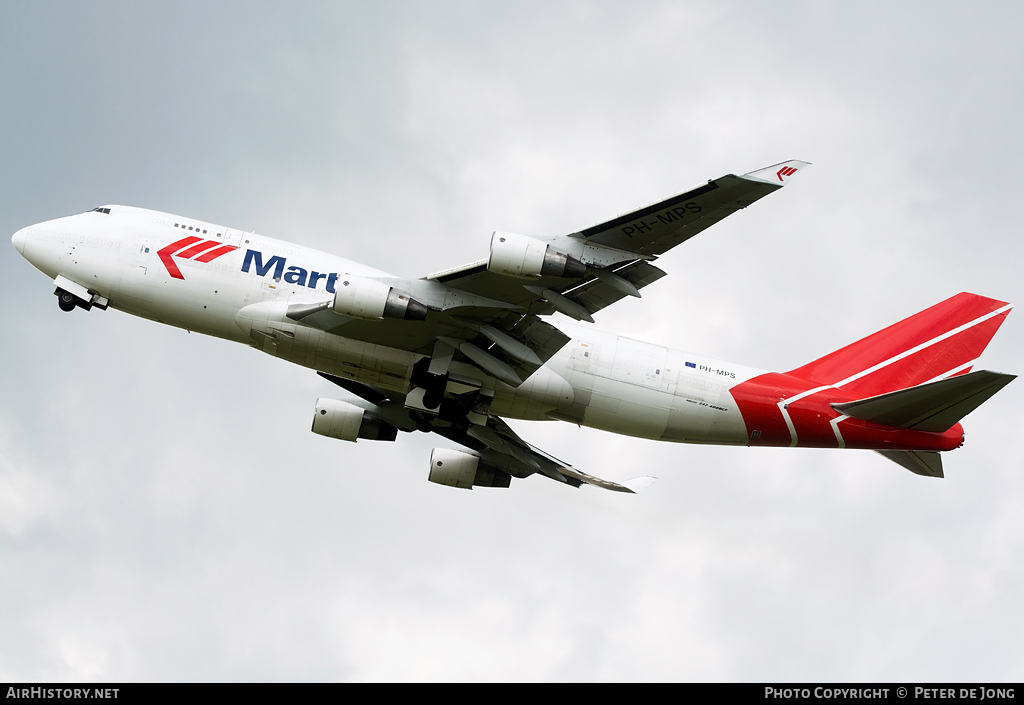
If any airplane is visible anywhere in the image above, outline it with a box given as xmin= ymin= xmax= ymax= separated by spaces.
xmin=10 ymin=160 xmax=1015 ymax=492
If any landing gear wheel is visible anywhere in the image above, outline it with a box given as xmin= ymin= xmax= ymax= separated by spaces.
xmin=57 ymin=290 xmax=77 ymax=312
xmin=422 ymin=392 xmax=442 ymax=410
xmin=414 ymin=415 xmax=434 ymax=433
xmin=451 ymin=416 xmax=470 ymax=438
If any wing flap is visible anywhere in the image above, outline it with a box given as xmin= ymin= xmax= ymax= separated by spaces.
xmin=317 ymin=371 xmax=391 ymax=405
xmin=557 ymin=260 xmax=668 ymax=317
xmin=444 ymin=312 xmax=571 ymax=386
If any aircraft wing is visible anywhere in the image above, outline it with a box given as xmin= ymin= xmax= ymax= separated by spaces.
xmin=425 ymin=159 xmax=810 ymax=317
xmin=568 ymin=159 xmax=810 ymax=255
xmin=292 ymin=303 xmax=571 ymax=388
xmin=277 ymin=160 xmax=808 ymax=389
xmin=319 ymin=372 xmax=655 ymax=493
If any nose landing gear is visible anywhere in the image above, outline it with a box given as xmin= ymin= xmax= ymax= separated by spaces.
xmin=53 ymin=286 xmax=108 ymax=313
xmin=57 ymin=290 xmax=78 ymax=312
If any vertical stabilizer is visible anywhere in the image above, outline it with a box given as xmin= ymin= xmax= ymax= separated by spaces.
xmin=788 ymin=293 xmax=1012 ymax=396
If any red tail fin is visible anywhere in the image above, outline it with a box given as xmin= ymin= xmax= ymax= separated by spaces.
xmin=788 ymin=293 xmax=1012 ymax=396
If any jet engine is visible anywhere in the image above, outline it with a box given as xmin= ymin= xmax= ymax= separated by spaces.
xmin=332 ymin=276 xmax=428 ymax=321
xmin=428 ymin=448 xmax=512 ymax=489
xmin=312 ymin=398 xmax=398 ymax=442
xmin=487 ymin=232 xmax=586 ymax=279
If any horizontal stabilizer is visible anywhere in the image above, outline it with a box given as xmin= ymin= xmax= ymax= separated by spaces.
xmin=876 ymin=450 xmax=944 ymax=478
xmin=832 ymin=370 xmax=1016 ymax=432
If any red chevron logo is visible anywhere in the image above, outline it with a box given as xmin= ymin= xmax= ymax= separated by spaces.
xmin=157 ymin=237 xmax=238 ymax=279
xmin=776 ymin=166 xmax=798 ymax=181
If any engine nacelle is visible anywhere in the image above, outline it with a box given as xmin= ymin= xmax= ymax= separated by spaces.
xmin=487 ymin=232 xmax=586 ymax=280
xmin=332 ymin=276 xmax=428 ymax=321
xmin=312 ymin=398 xmax=398 ymax=442
xmin=428 ymin=448 xmax=512 ymax=489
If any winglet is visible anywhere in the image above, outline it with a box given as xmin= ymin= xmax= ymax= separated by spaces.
xmin=561 ymin=467 xmax=658 ymax=494
xmin=743 ymin=160 xmax=811 ymax=186
xmin=621 ymin=476 xmax=658 ymax=493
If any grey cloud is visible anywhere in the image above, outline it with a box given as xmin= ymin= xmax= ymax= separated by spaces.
xmin=1 ymin=0 xmax=1022 ymax=681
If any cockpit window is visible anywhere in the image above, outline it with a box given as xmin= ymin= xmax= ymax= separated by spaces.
xmin=89 ymin=207 xmax=111 ymax=214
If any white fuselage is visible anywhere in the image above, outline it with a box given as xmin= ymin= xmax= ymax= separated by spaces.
xmin=12 ymin=206 xmax=766 ymax=445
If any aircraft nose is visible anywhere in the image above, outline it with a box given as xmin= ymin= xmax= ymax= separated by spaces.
xmin=11 ymin=227 xmax=28 ymax=255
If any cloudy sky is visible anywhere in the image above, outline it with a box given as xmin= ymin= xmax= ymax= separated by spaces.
xmin=2 ymin=1 xmax=1022 ymax=681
